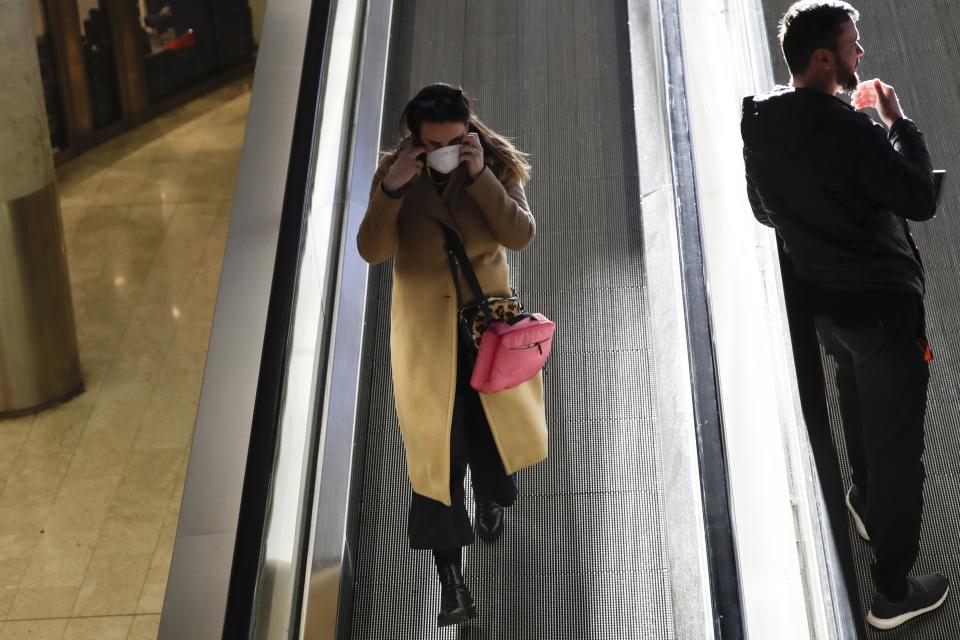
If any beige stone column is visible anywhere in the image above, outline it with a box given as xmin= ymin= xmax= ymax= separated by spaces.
xmin=0 ymin=0 xmax=82 ymax=415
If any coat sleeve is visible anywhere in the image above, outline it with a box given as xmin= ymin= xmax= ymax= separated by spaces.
xmin=855 ymin=117 xmax=937 ymax=222
xmin=744 ymin=148 xmax=773 ymax=228
xmin=357 ymin=155 xmax=403 ymax=264
xmin=464 ymin=167 xmax=536 ymax=250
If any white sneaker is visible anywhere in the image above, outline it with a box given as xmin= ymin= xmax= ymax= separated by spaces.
xmin=845 ymin=485 xmax=870 ymax=542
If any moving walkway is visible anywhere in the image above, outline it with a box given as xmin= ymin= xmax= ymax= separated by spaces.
xmin=155 ymin=0 xmax=960 ymax=638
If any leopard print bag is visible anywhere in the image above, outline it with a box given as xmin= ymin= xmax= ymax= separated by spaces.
xmin=458 ymin=293 xmax=525 ymax=350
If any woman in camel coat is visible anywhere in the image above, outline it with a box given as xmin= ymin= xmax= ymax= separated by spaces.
xmin=356 ymin=83 xmax=547 ymax=626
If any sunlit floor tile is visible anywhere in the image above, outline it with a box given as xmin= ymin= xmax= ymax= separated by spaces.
xmin=7 ymin=585 xmax=80 ymax=620
xmin=0 ymin=418 xmax=34 ymax=487
xmin=94 ymin=382 xmax=157 ymax=407
xmin=44 ymin=476 xmax=121 ymax=538
xmin=135 ymin=582 xmax=165 ymax=616
xmin=132 ymin=402 xmax=198 ymax=452
xmin=97 ymin=495 xmax=167 ymax=558
xmin=18 ymin=528 xmax=96 ymax=590
xmin=72 ymin=551 xmax=152 ymax=617
xmin=0 ymin=618 xmax=67 ymax=640
xmin=0 ymin=407 xmax=92 ymax=508
xmin=63 ymin=616 xmax=132 ymax=640
xmin=127 ymin=615 xmax=160 ymax=640
xmin=65 ymin=402 xmax=150 ymax=482
xmin=0 ymin=505 xmax=52 ymax=561
xmin=74 ymin=329 xmax=123 ymax=372
xmin=0 ymin=586 xmax=13 ymax=621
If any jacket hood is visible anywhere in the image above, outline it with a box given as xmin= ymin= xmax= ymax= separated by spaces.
xmin=742 ymin=86 xmax=853 ymax=157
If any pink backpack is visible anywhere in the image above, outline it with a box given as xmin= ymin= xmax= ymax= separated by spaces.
xmin=471 ymin=314 xmax=555 ymax=393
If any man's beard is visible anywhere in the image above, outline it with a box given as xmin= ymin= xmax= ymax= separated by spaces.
xmin=837 ymin=60 xmax=859 ymax=93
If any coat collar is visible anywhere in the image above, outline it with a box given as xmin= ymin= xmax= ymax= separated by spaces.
xmin=408 ymin=165 xmax=469 ymax=233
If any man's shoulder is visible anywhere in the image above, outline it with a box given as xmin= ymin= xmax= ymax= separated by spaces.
xmin=829 ymin=104 xmax=876 ymax=127
xmin=745 ymin=87 xmax=876 ymax=130
xmin=811 ymin=103 xmax=886 ymax=149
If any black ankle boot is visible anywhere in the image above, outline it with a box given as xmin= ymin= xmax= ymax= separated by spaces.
xmin=436 ymin=562 xmax=476 ymax=627
xmin=475 ymin=494 xmax=504 ymax=543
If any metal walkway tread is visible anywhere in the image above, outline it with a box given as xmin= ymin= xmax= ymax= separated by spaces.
xmin=760 ymin=1 xmax=960 ymax=638
xmin=343 ymin=1 xmax=674 ymax=638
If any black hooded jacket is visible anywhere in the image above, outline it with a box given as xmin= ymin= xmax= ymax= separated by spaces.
xmin=742 ymin=86 xmax=936 ymax=296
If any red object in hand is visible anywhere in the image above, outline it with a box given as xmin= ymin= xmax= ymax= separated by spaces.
xmin=164 ymin=28 xmax=196 ymax=51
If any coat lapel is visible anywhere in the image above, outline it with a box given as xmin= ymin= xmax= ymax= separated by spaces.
xmin=409 ymin=166 xmax=468 ymax=234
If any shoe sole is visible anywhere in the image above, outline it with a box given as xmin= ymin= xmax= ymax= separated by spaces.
xmin=438 ymin=605 xmax=477 ymax=627
xmin=845 ymin=490 xmax=871 ymax=542
xmin=867 ymin=586 xmax=950 ymax=630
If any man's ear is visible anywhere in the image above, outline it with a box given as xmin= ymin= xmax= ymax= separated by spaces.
xmin=813 ymin=48 xmax=835 ymax=71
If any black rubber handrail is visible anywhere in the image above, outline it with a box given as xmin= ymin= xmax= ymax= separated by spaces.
xmin=657 ymin=0 xmax=746 ymax=636
xmin=220 ymin=0 xmax=335 ymax=637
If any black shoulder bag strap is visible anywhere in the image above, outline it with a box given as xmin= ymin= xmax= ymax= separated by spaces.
xmin=437 ymin=222 xmax=486 ymax=306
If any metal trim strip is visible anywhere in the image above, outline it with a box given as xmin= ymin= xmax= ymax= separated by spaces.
xmin=625 ymin=1 xmax=716 ymax=638
xmin=655 ymin=0 xmax=746 ymax=636
xmin=220 ymin=0 xmax=337 ymax=635
xmin=299 ymin=0 xmax=395 ymax=636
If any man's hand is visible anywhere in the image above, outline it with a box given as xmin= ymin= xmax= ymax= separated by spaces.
xmin=852 ymin=78 xmax=905 ymax=129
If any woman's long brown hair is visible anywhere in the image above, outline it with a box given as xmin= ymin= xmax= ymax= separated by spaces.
xmin=383 ymin=83 xmax=531 ymax=184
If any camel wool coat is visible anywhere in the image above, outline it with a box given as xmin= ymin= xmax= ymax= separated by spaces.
xmin=357 ymin=158 xmax=548 ymax=506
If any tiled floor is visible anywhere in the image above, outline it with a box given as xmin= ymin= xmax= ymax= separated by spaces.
xmin=0 ymin=78 xmax=251 ymax=639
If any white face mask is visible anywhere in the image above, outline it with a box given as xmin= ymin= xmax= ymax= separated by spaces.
xmin=425 ymin=144 xmax=461 ymax=174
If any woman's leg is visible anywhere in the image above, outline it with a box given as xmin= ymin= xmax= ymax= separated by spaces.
xmin=455 ymin=343 xmax=516 ymax=545
xmin=432 ymin=546 xmax=474 ymax=625
xmin=406 ymin=348 xmax=480 ymax=625
xmin=458 ymin=346 xmax=517 ymax=507
xmin=407 ymin=380 xmax=474 ymax=549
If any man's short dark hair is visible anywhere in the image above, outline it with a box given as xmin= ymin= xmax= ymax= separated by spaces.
xmin=779 ymin=1 xmax=860 ymax=75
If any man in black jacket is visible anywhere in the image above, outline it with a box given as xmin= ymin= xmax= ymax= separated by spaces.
xmin=742 ymin=0 xmax=947 ymax=630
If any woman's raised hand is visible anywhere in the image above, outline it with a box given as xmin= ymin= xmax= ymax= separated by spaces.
xmin=382 ymin=142 xmax=427 ymax=192
xmin=460 ymin=132 xmax=485 ymax=180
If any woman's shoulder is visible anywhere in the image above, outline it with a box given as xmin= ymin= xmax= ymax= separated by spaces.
xmin=493 ymin=163 xmax=527 ymax=190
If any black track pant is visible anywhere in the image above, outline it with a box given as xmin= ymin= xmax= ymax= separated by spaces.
xmin=814 ymin=291 xmax=929 ymax=599
xmin=408 ymin=343 xmax=517 ymax=550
